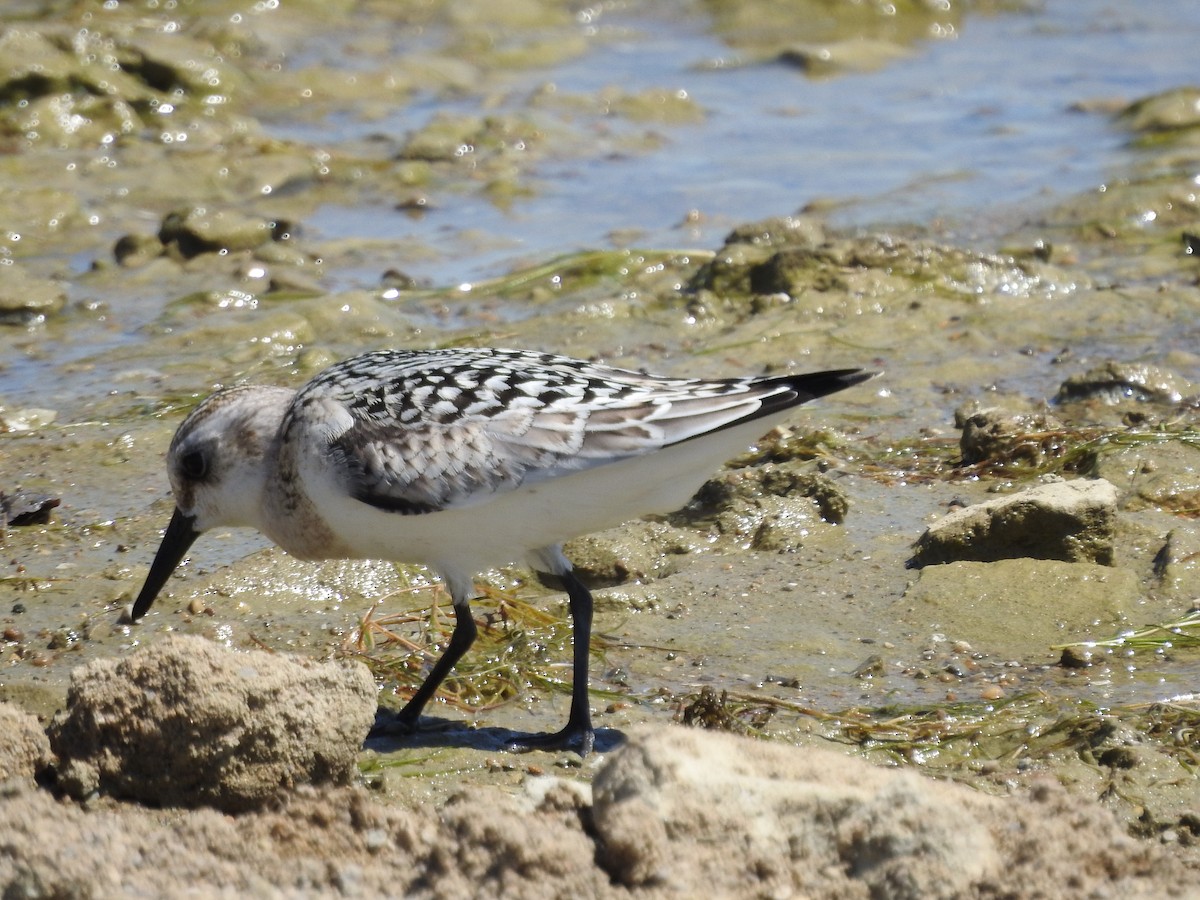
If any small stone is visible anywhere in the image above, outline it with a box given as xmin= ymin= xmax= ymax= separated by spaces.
xmin=909 ymin=478 xmax=1118 ymax=567
xmin=853 ymin=654 xmax=885 ymax=678
xmin=1059 ymin=646 xmax=1095 ymax=668
xmin=113 ymin=233 xmax=164 ymax=267
xmin=1055 ymin=360 xmax=1192 ymax=405
xmin=363 ymin=828 xmax=389 ymax=852
xmin=1120 ymin=86 xmax=1200 ymax=134
xmin=956 ymin=406 xmax=1065 ymax=466
xmin=1 ymin=490 xmax=60 ymax=524
xmin=159 ymin=206 xmax=277 ymax=258
xmin=0 ymin=264 xmax=67 ymax=323
xmin=777 ymin=37 xmax=912 ymax=76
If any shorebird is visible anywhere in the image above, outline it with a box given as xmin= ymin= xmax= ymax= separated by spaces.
xmin=127 ymin=348 xmax=872 ymax=755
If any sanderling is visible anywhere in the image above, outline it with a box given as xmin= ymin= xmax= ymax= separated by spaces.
xmin=127 ymin=348 xmax=873 ymax=755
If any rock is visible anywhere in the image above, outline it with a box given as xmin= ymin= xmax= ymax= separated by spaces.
xmin=0 ymin=702 xmax=51 ymax=781
xmin=396 ymin=113 xmax=486 ymax=162
xmin=436 ymin=783 xmax=603 ymax=893
xmin=0 ymin=489 xmax=60 ymax=527
xmin=760 ymin=464 xmax=850 ymax=523
xmin=690 ymin=224 xmax=1082 ymax=305
xmin=1120 ymin=86 xmax=1200 ymax=135
xmin=158 ymin=206 xmax=278 ymax=258
xmin=901 ymin=558 xmax=1138 ymax=659
xmin=113 ymin=232 xmax=165 ymax=267
xmin=745 ymin=497 xmax=822 ymax=552
xmin=678 ymin=461 xmax=849 ymax=551
xmin=778 ymin=37 xmax=912 ymax=76
xmin=0 ymin=406 xmax=57 ymax=432
xmin=592 ymin=726 xmax=1188 ymax=898
xmin=593 ymin=725 xmax=1001 ymax=898
xmin=0 ymin=264 xmax=67 ymax=323
xmin=1091 ymin=438 xmax=1200 ymax=519
xmin=48 ymin=635 xmax=375 ymax=812
xmin=595 ymin=86 xmax=705 ymax=125
xmin=564 ymin=522 xmax=699 ymax=586
xmin=0 ymin=721 xmax=1188 ymax=898
xmin=909 ymin=478 xmax=1118 ymax=567
xmin=1151 ymin=525 xmax=1200 ymax=598
xmin=1055 ymin=360 xmax=1193 ymax=405
xmin=0 ymin=28 xmax=146 ymax=147
xmin=956 ymin=406 xmax=1065 ymax=466
xmin=0 ymin=26 xmax=246 ymax=150
xmin=688 ymin=215 xmax=825 ymax=296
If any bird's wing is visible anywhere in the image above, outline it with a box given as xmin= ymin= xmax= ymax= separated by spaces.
xmin=286 ymin=348 xmax=862 ymax=514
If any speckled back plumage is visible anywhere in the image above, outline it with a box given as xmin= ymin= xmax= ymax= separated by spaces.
xmin=280 ymin=348 xmax=863 ymax=516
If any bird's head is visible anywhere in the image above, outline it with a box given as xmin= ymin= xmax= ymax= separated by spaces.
xmin=124 ymin=385 xmax=293 ymax=623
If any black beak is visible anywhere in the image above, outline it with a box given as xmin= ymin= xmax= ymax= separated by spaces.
xmin=124 ymin=507 xmax=200 ymax=623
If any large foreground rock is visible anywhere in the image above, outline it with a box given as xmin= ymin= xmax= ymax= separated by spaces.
xmin=48 ymin=635 xmax=375 ymax=812
xmin=910 ymin=478 xmax=1117 ymax=567
xmin=0 ymin=724 xmax=1188 ymax=897
xmin=592 ymin=727 xmax=1178 ymax=899
xmin=594 ymin=727 xmax=999 ymax=897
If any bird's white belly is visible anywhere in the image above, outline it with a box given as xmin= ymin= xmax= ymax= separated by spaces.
xmin=275 ymin=412 xmax=791 ymax=578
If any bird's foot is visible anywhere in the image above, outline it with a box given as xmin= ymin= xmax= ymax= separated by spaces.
xmin=506 ymin=722 xmax=595 ymax=757
xmin=369 ymin=708 xmax=421 ymax=738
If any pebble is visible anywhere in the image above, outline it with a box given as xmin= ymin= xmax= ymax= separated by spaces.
xmin=1059 ymin=646 xmax=1095 ymax=669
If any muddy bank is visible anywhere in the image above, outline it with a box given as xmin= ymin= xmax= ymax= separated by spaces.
xmin=1 ymin=682 xmax=1188 ymax=898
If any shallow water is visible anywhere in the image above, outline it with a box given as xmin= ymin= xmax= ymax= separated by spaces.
xmin=290 ymin=0 xmax=1200 ymax=285
xmin=2 ymin=0 xmax=1197 ymax=409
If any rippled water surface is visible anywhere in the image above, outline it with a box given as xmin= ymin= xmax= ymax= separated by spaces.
xmin=2 ymin=1 xmax=1198 ymax=405
xmin=288 ymin=0 xmax=1200 ymax=285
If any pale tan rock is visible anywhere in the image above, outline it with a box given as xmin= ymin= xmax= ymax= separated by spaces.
xmin=48 ymin=634 xmax=375 ymax=811
xmin=910 ymin=478 xmax=1118 ymax=567
xmin=0 ymin=702 xmax=51 ymax=781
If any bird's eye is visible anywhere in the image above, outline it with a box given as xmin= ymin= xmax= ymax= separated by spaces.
xmin=179 ymin=449 xmax=208 ymax=481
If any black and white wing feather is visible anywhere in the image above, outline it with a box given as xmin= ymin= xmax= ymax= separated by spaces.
xmin=286 ymin=348 xmax=868 ymax=515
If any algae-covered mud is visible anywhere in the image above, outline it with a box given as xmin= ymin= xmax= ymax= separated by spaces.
xmin=3 ymin=0 xmax=1200 ymax=895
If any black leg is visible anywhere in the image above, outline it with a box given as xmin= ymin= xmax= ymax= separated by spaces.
xmin=562 ymin=570 xmax=596 ymax=751
xmin=374 ymin=597 xmax=477 ymax=735
xmin=508 ymin=569 xmax=596 ymax=756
